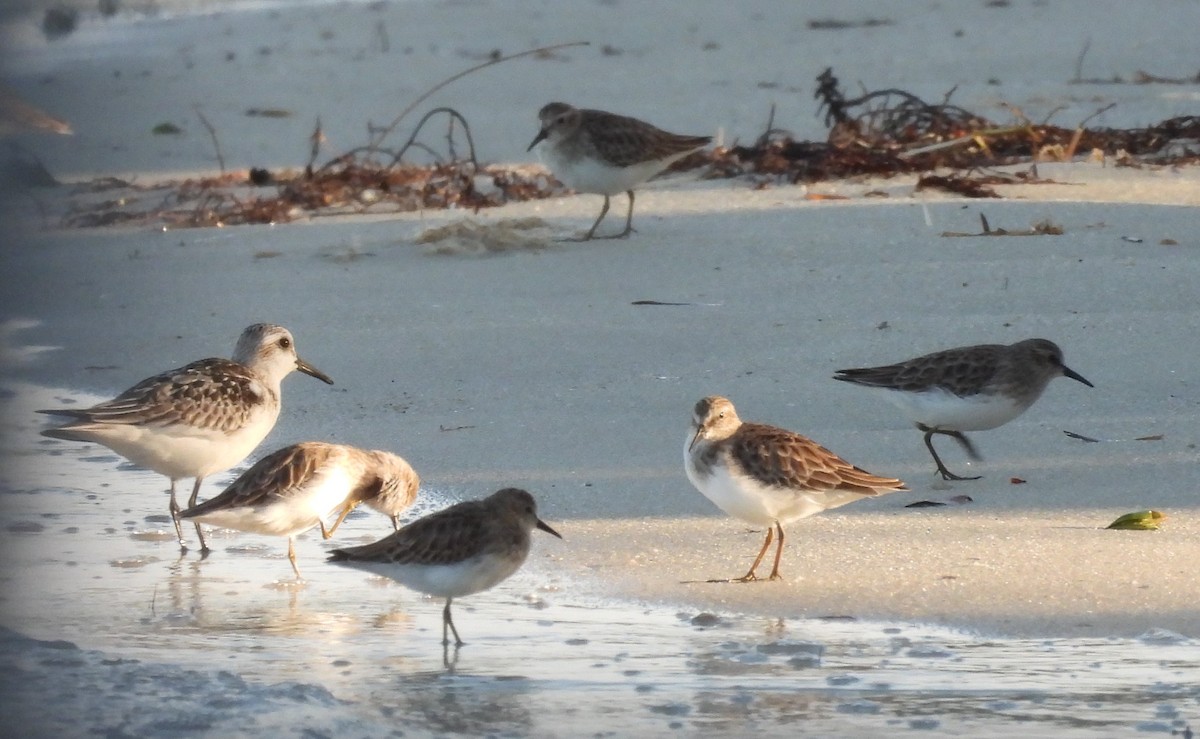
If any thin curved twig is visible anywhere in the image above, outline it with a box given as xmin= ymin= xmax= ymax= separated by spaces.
xmin=391 ymin=106 xmax=477 ymax=171
xmin=367 ymin=40 xmax=588 ymax=150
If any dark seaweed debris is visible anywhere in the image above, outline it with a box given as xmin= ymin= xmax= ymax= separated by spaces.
xmin=62 ymin=109 xmax=566 ymax=229
xmin=59 ymin=66 xmax=1199 ymax=230
xmin=703 ymin=68 xmax=1199 ymax=185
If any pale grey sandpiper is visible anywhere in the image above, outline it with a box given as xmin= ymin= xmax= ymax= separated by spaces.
xmin=328 ymin=487 xmax=562 ymax=647
xmin=526 ymin=102 xmax=711 ymax=241
xmin=685 ymin=395 xmax=907 ymax=583
xmin=39 ymin=323 xmax=334 ymax=552
xmin=833 ymin=338 xmax=1094 ymax=481
xmin=180 ymin=441 xmax=419 ymax=579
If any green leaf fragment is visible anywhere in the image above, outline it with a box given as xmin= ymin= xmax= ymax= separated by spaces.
xmin=1106 ymin=510 xmax=1166 ymax=530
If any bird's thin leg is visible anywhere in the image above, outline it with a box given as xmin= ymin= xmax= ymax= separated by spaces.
xmin=921 ymin=427 xmax=982 ymax=481
xmin=443 ymin=598 xmax=464 ymax=647
xmin=189 ymin=477 xmax=210 ymax=552
xmin=767 ymin=523 xmax=786 ymax=581
xmin=390 ymin=514 xmax=401 ymax=531
xmin=740 ymin=527 xmax=774 ymax=581
xmin=558 ymin=195 xmax=612 ymax=242
xmin=287 ymin=537 xmax=303 ymax=580
xmin=590 ymin=190 xmax=637 ymax=240
xmin=617 ymin=190 xmax=635 ymax=238
xmin=709 ymin=526 xmax=774 ymax=583
xmin=168 ymin=479 xmax=187 ymax=551
xmin=583 ymin=195 xmax=611 ymax=240
xmin=323 ymin=499 xmax=360 ymax=539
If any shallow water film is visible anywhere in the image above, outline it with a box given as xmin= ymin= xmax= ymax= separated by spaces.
xmin=1 ymin=383 xmax=1197 ymax=737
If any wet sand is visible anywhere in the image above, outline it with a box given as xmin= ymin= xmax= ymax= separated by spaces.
xmin=2 ymin=396 xmax=1198 ymax=736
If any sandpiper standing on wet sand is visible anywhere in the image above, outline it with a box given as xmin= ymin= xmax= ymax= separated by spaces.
xmin=39 ymin=324 xmax=334 ymax=552
xmin=181 ymin=441 xmax=420 ymax=579
xmin=329 ymin=487 xmax=562 ymax=647
xmin=685 ymin=396 xmax=906 ymax=583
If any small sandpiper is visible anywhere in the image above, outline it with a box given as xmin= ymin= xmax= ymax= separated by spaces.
xmin=40 ymin=324 xmax=334 ymax=551
xmin=833 ymin=338 xmax=1093 ymax=480
xmin=328 ymin=487 xmax=561 ymax=647
xmin=685 ymin=396 xmax=906 ymax=583
xmin=527 ymin=102 xmax=710 ymax=240
xmin=181 ymin=441 xmax=419 ymax=579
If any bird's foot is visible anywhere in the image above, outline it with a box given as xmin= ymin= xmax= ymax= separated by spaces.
xmin=707 ymin=573 xmax=760 ymax=584
xmin=938 ymin=468 xmax=982 ymax=481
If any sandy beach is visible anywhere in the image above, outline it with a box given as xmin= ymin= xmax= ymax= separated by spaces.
xmin=2 ymin=0 xmax=1199 ymax=735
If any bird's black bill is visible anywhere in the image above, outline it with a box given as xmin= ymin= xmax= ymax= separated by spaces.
xmin=536 ymin=519 xmax=563 ymax=539
xmin=297 ymin=359 xmax=335 ymax=385
xmin=1063 ymin=366 xmax=1094 ymax=388
xmin=526 ymin=129 xmax=548 ymax=152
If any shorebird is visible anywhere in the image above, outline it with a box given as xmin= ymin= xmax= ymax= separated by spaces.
xmin=181 ymin=442 xmax=419 ymax=578
xmin=527 ymin=102 xmax=710 ymax=240
xmin=40 ymin=324 xmax=334 ymax=551
xmin=329 ymin=488 xmax=561 ymax=646
xmin=685 ymin=395 xmax=906 ymax=582
xmin=834 ymin=338 xmax=1093 ymax=480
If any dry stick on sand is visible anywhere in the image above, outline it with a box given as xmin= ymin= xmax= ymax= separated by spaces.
xmin=318 ymin=106 xmax=481 ymax=174
xmin=365 ymin=41 xmax=589 ymax=154
xmin=1070 ymin=36 xmax=1093 ymax=84
xmin=305 ymin=117 xmax=324 ymax=174
xmin=194 ymin=107 xmax=226 ymax=174
xmin=392 ymin=107 xmax=479 ymax=169
xmin=310 ymin=41 xmax=588 ymax=177
xmin=1046 ymin=102 xmax=1117 ymax=165
xmin=941 ymin=213 xmax=1064 ymax=237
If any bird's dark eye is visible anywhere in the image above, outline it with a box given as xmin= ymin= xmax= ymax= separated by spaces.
xmin=278 ymin=337 xmax=291 ymax=349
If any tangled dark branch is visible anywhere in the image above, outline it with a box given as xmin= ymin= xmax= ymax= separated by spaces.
xmin=59 ymin=63 xmax=1198 ymax=229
